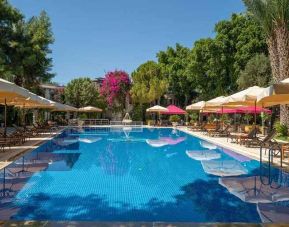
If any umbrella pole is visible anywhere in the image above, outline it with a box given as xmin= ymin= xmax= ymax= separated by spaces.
xmin=254 ymin=101 xmax=257 ymax=125
xmin=221 ymin=106 xmax=224 ymax=129
xmin=254 ymin=101 xmax=257 ymax=136
xmin=4 ymin=98 xmax=7 ymax=137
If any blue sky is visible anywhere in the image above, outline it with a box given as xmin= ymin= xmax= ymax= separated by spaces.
xmin=10 ymin=0 xmax=245 ymax=84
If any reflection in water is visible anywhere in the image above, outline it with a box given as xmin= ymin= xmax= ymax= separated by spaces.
xmin=219 ymin=176 xmax=289 ymax=203
xmin=218 ymin=162 xmax=289 ymax=223
xmin=98 ymin=143 xmax=130 ymax=176
xmin=186 ymin=150 xmax=221 ymax=161
xmin=146 ymin=139 xmax=168 ymax=147
xmin=257 ymin=203 xmax=289 ymax=223
xmin=146 ymin=137 xmax=186 ymax=148
xmin=78 ymin=137 xmax=102 ymax=143
xmin=202 ymin=160 xmax=248 ymax=177
xmin=199 ymin=141 xmax=217 ymax=150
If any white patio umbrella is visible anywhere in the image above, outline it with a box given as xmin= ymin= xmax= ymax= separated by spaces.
xmin=146 ymin=105 xmax=168 ymax=112
xmin=225 ymin=86 xmax=265 ymax=106
xmin=257 ymin=78 xmax=289 ymax=107
xmin=14 ymin=95 xmax=54 ymax=109
xmin=0 ymin=79 xmax=53 ymax=135
xmin=186 ymin=101 xmax=206 ymax=111
xmin=223 ymin=86 xmax=265 ymax=124
xmin=78 ymin=106 xmax=102 ymax=112
xmin=52 ymin=102 xmax=78 ymax=112
xmin=146 ymin=105 xmax=168 ymax=123
xmin=204 ymin=96 xmax=228 ymax=109
xmin=201 ymin=160 xmax=248 ymax=177
xmin=219 ymin=176 xmax=289 ymax=203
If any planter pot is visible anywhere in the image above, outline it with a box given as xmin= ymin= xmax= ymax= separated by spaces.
xmin=172 ymin=122 xmax=178 ymax=127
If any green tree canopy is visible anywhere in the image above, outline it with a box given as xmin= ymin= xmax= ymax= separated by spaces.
xmin=189 ymin=13 xmax=267 ymax=100
xmin=157 ymin=43 xmax=196 ymax=106
xmin=64 ymin=77 xmax=100 ymax=108
xmin=237 ymin=53 xmax=272 ymax=89
xmin=131 ymin=61 xmax=168 ymax=104
xmin=0 ymin=0 xmax=23 ymax=80
xmin=0 ymin=1 xmax=54 ymax=91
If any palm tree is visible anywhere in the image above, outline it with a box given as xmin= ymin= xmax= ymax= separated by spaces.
xmin=244 ymin=0 xmax=289 ymax=125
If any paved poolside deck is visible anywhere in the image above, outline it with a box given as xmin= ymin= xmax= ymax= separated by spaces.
xmin=0 ymin=129 xmax=63 ymax=170
xmin=178 ymin=126 xmax=289 ymax=171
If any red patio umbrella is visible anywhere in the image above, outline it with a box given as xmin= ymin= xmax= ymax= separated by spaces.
xmin=161 ymin=105 xmax=186 ymax=115
xmin=216 ymin=108 xmax=243 ymax=114
xmin=237 ymin=106 xmax=271 ymax=114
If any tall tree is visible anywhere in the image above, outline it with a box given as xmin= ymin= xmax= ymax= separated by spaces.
xmin=64 ymin=77 xmax=100 ymax=108
xmin=215 ymin=13 xmax=267 ymax=84
xmin=237 ymin=53 xmax=272 ymax=89
xmin=189 ymin=13 xmax=267 ymax=100
xmin=0 ymin=1 xmax=54 ymax=91
xmin=190 ymin=38 xmax=227 ymax=100
xmin=131 ymin=61 xmax=168 ymax=104
xmin=244 ymin=0 xmax=289 ymax=124
xmin=0 ymin=0 xmax=23 ymax=80
xmin=131 ymin=61 xmax=168 ymax=119
xmin=12 ymin=11 xmax=54 ymax=91
xmin=157 ymin=43 xmax=196 ymax=106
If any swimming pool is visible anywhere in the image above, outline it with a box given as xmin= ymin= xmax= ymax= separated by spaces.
xmin=0 ymin=127 xmax=289 ymax=223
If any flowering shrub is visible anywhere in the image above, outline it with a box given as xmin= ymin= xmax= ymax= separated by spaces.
xmin=100 ymin=70 xmax=131 ymax=108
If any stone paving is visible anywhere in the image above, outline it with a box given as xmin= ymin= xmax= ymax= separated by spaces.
xmin=0 ymin=130 xmax=63 ymax=170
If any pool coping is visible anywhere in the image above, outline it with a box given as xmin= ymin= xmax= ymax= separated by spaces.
xmin=0 ymin=220 xmax=282 ymax=226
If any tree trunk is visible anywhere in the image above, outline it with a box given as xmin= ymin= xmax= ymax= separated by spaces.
xmin=184 ymin=95 xmax=189 ymax=107
xmin=275 ymin=25 xmax=289 ymax=81
xmin=275 ymin=25 xmax=289 ymax=126
xmin=267 ymin=36 xmax=280 ymax=81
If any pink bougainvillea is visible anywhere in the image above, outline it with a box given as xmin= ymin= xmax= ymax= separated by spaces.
xmin=100 ymin=70 xmax=131 ymax=107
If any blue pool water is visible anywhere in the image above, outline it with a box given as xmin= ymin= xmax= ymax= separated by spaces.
xmin=0 ymin=127 xmax=289 ymax=222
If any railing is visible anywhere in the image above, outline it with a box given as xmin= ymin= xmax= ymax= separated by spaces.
xmin=80 ymin=119 xmax=110 ymax=126
xmin=110 ymin=121 xmax=143 ymax=127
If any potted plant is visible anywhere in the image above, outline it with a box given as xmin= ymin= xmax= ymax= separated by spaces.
xmin=243 ymin=114 xmax=253 ymax=132
xmin=208 ymin=114 xmax=216 ymax=124
xmin=260 ymin=112 xmax=270 ymax=135
xmin=274 ymin=121 xmax=288 ymax=139
xmin=189 ymin=112 xmax=199 ymax=126
xmin=169 ymin=115 xmax=181 ymax=127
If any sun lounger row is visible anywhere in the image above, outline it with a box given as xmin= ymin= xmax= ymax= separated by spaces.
xmin=0 ymin=122 xmax=59 ymax=152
